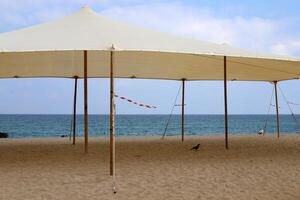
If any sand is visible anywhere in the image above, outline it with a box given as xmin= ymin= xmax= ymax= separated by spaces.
xmin=0 ymin=135 xmax=299 ymax=200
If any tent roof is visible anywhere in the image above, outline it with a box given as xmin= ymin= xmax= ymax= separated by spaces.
xmin=0 ymin=6 xmax=299 ymax=81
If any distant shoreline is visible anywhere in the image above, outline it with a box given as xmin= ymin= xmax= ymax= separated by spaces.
xmin=1 ymin=133 xmax=299 ymax=140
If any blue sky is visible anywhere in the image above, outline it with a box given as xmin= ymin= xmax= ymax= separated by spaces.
xmin=0 ymin=0 xmax=300 ymax=114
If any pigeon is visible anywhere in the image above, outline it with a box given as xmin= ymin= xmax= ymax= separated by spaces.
xmin=190 ymin=144 xmax=200 ymax=151
xmin=60 ymin=134 xmax=68 ymax=138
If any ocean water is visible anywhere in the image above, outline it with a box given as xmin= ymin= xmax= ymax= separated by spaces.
xmin=0 ymin=114 xmax=299 ymax=138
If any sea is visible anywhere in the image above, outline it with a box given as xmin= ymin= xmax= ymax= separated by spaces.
xmin=0 ymin=114 xmax=299 ymax=138
xmin=0 ymin=114 xmax=300 ymax=138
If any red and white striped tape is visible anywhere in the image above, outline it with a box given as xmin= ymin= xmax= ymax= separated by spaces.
xmin=114 ymin=94 xmax=157 ymax=109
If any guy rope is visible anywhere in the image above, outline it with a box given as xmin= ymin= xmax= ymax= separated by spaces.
xmin=258 ymin=87 xmax=274 ymax=135
xmin=278 ymin=85 xmax=300 ymax=131
xmin=162 ymin=83 xmax=183 ymax=139
xmin=258 ymin=84 xmax=300 ymax=135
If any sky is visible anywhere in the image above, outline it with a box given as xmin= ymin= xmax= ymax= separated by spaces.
xmin=0 ymin=0 xmax=300 ymax=114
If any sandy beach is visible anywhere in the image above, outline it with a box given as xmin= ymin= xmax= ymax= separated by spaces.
xmin=0 ymin=135 xmax=299 ymax=200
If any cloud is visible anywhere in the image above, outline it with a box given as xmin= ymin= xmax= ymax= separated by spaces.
xmin=101 ymin=2 xmax=299 ymax=56
xmin=271 ymin=40 xmax=300 ymax=56
xmin=0 ymin=1 xmax=70 ymax=30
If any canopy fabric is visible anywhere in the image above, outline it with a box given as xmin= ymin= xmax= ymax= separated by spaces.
xmin=0 ymin=6 xmax=299 ymax=81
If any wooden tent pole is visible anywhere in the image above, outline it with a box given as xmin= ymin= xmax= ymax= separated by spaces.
xmin=224 ymin=56 xmax=229 ymax=149
xmin=181 ymin=79 xmax=185 ymax=142
xmin=274 ymin=81 xmax=280 ymax=138
xmin=72 ymin=76 xmax=78 ymax=145
xmin=110 ymin=47 xmax=116 ymax=176
xmin=84 ymin=50 xmax=88 ymax=153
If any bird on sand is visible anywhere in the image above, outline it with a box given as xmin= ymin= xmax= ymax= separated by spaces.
xmin=190 ymin=144 xmax=200 ymax=151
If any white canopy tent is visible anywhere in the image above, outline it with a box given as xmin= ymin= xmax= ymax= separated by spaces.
xmin=1 ymin=6 xmax=300 ymax=177
xmin=0 ymin=6 xmax=299 ymax=81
